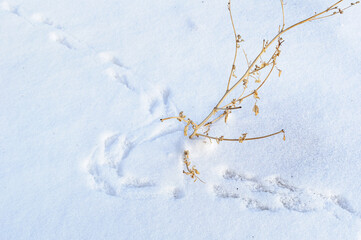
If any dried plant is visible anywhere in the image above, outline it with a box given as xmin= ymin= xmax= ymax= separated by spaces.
xmin=162 ymin=0 xmax=358 ymax=142
xmin=183 ymin=150 xmax=204 ymax=183
xmin=161 ymin=0 xmax=359 ymax=181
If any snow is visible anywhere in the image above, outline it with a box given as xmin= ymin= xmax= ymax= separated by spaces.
xmin=1 ymin=0 xmax=361 ymax=239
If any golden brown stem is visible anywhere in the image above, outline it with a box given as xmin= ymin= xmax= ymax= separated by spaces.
xmin=196 ymin=129 xmax=285 ymax=142
xmin=238 ymin=63 xmax=276 ymax=102
xmin=216 ymin=106 xmax=242 ymax=111
xmin=205 ymin=111 xmax=227 ymax=126
xmin=160 ymin=116 xmax=189 ymax=124
xmin=280 ymin=0 xmax=285 ymax=30
xmin=227 ymin=0 xmax=240 ymax=91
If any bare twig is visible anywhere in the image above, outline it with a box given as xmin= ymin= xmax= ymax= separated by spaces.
xmin=280 ymin=0 xmax=285 ymax=30
xmin=226 ymin=0 xmax=243 ymax=91
xmin=196 ymin=129 xmax=285 ymax=142
xmin=183 ymin=150 xmax=205 ymax=183
xmin=160 ymin=116 xmax=188 ymax=124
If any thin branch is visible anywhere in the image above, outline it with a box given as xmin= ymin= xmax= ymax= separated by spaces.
xmin=226 ymin=0 xmax=240 ymax=91
xmin=241 ymin=63 xmax=276 ymax=101
xmin=280 ymin=0 xmax=285 ymax=30
xmin=206 ymin=48 xmax=278 ymax=126
xmin=160 ymin=116 xmax=189 ymax=124
xmin=205 ymin=111 xmax=227 ymax=126
xmin=221 ymin=62 xmax=276 ymax=109
xmin=242 ymin=48 xmax=250 ymax=67
xmin=311 ymin=1 xmax=360 ymax=21
xmin=196 ymin=129 xmax=285 ymax=142
xmin=216 ymin=106 xmax=242 ymax=111
xmin=311 ymin=12 xmax=338 ymax=21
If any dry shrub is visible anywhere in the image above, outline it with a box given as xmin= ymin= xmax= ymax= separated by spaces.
xmin=161 ymin=0 xmax=359 ymax=181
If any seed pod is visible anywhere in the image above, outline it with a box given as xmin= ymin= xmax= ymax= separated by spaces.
xmin=253 ymin=104 xmax=259 ymax=116
xmin=254 ymin=90 xmax=260 ymax=99
xmin=225 ymin=111 xmax=229 ymax=123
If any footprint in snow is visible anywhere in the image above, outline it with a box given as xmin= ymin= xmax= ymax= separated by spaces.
xmin=31 ymin=13 xmax=63 ymax=29
xmin=49 ymin=32 xmax=73 ymax=49
xmin=85 ymin=87 xmax=186 ymax=199
xmin=2 ymin=1 xmax=186 ymax=199
xmin=105 ymin=68 xmax=134 ymax=91
xmin=99 ymin=51 xmax=124 ymax=68
xmin=213 ymin=169 xmax=360 ymax=220
xmin=99 ymin=51 xmax=136 ymax=92
xmin=1 ymin=1 xmax=19 ymax=15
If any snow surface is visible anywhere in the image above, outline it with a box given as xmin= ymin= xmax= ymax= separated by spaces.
xmin=1 ymin=0 xmax=361 ymax=239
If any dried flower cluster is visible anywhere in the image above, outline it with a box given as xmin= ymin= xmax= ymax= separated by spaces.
xmin=183 ymin=151 xmax=204 ymax=183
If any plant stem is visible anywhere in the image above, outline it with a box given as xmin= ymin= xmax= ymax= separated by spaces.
xmin=196 ymin=129 xmax=285 ymax=142
xmin=189 ymin=0 xmax=345 ymax=139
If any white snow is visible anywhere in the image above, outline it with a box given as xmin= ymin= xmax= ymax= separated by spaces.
xmin=1 ymin=0 xmax=361 ymax=239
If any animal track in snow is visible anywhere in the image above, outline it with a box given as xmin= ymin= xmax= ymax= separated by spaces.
xmin=1 ymin=3 xmax=98 ymax=51
xmin=100 ymin=51 xmax=133 ymax=91
xmin=31 ymin=13 xmax=53 ymax=25
xmin=2 ymin=2 xmax=187 ymax=199
xmin=1 ymin=3 xmax=132 ymax=91
xmin=99 ymin=52 xmax=124 ymax=67
xmin=31 ymin=13 xmax=63 ymax=29
xmin=85 ymin=85 xmax=186 ymax=199
xmin=141 ymin=87 xmax=172 ymax=115
xmin=213 ymin=169 xmax=360 ymax=219
xmin=105 ymin=68 xmax=134 ymax=90
xmin=1 ymin=1 xmax=19 ymax=15
xmin=86 ymin=120 xmax=184 ymax=199
xmin=49 ymin=32 xmax=73 ymax=49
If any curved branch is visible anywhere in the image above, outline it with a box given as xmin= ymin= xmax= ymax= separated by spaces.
xmin=226 ymin=0 xmax=240 ymax=91
xmin=196 ymin=129 xmax=285 ymax=142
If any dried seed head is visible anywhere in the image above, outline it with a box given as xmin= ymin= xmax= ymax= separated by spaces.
xmin=253 ymin=103 xmax=259 ymax=116
xmin=243 ymin=79 xmax=248 ymax=87
xmin=238 ymin=133 xmax=247 ymax=143
xmin=253 ymin=90 xmax=260 ymax=100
